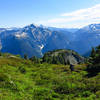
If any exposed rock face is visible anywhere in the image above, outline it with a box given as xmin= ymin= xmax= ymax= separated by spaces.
xmin=42 ymin=49 xmax=84 ymax=65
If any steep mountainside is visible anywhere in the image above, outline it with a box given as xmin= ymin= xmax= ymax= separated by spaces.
xmin=42 ymin=31 xmax=70 ymax=53
xmin=70 ymin=24 xmax=100 ymax=55
xmin=48 ymin=27 xmax=78 ymax=41
xmin=0 ymin=24 xmax=70 ymax=57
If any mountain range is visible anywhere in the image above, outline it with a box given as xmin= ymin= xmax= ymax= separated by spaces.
xmin=0 ymin=23 xmax=100 ymax=57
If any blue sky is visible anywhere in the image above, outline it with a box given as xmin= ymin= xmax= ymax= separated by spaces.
xmin=0 ymin=0 xmax=100 ymax=28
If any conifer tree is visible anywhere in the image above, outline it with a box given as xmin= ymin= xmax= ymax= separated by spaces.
xmin=24 ymin=54 xmax=28 ymax=60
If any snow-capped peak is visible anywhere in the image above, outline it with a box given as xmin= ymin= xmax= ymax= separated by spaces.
xmin=82 ymin=24 xmax=100 ymax=31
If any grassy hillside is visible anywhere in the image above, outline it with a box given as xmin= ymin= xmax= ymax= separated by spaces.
xmin=0 ymin=54 xmax=100 ymax=100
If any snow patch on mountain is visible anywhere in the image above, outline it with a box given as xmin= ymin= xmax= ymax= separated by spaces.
xmin=83 ymin=24 xmax=100 ymax=32
xmin=38 ymin=44 xmax=44 ymax=50
xmin=15 ymin=32 xmax=27 ymax=38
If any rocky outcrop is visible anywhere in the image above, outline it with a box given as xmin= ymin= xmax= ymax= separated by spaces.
xmin=42 ymin=49 xmax=84 ymax=65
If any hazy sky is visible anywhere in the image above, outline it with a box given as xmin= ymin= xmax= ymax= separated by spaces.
xmin=0 ymin=0 xmax=100 ymax=28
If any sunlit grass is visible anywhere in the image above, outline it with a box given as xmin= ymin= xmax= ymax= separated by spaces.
xmin=0 ymin=56 xmax=99 ymax=100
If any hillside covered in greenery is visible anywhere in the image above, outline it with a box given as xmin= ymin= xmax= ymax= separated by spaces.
xmin=0 ymin=50 xmax=100 ymax=100
xmin=42 ymin=49 xmax=84 ymax=65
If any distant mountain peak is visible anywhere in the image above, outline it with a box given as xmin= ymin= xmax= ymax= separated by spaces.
xmin=24 ymin=24 xmax=38 ymax=30
xmin=83 ymin=23 xmax=100 ymax=31
xmin=29 ymin=24 xmax=37 ymax=28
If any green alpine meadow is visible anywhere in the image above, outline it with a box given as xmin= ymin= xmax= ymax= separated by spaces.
xmin=0 ymin=46 xmax=100 ymax=100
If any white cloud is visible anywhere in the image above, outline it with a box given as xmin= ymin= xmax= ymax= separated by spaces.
xmin=37 ymin=4 xmax=100 ymax=28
